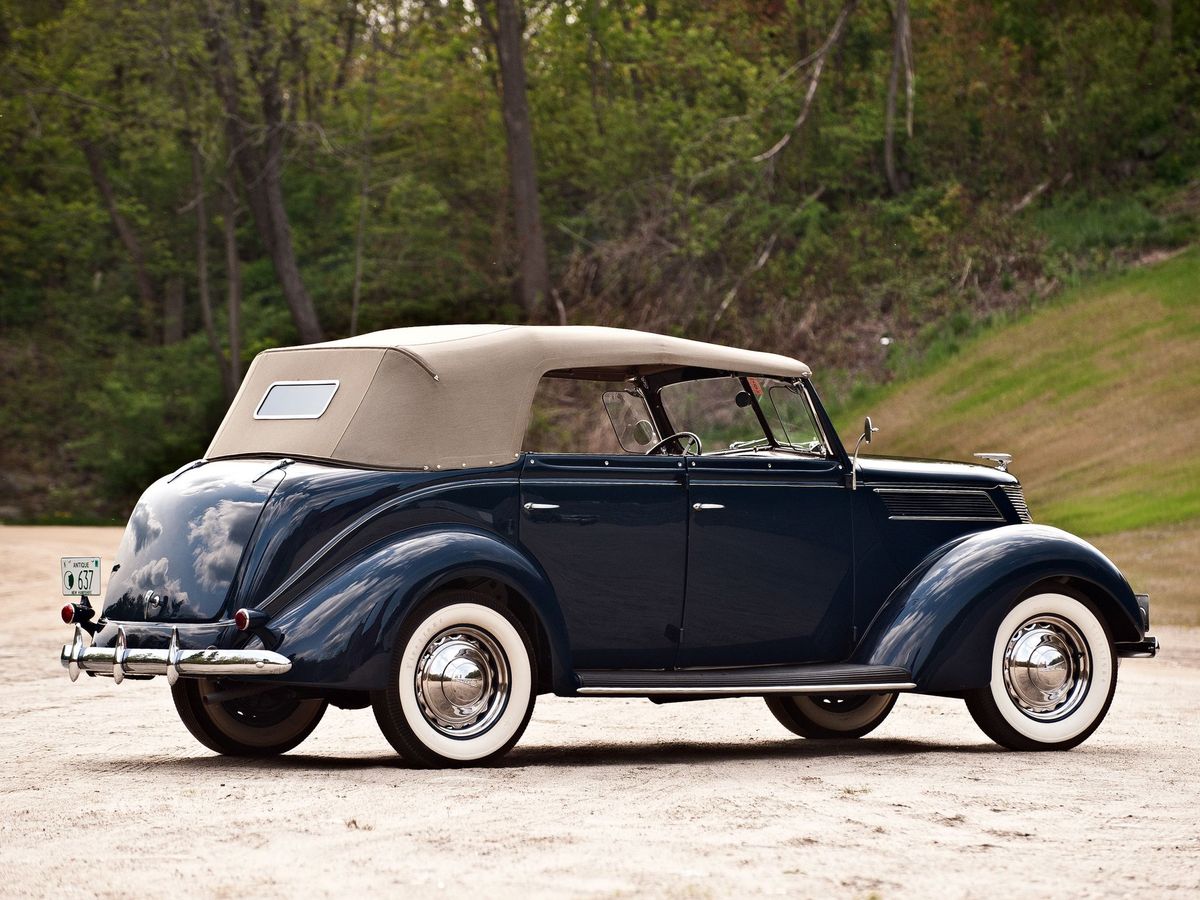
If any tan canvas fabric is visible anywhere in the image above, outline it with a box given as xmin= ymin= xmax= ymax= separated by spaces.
xmin=205 ymin=325 xmax=811 ymax=470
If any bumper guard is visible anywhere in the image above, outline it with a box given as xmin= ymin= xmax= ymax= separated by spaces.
xmin=1115 ymin=636 xmax=1159 ymax=658
xmin=60 ymin=624 xmax=292 ymax=684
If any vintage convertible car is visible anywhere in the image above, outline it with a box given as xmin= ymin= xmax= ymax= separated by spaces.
xmin=59 ymin=325 xmax=1157 ymax=766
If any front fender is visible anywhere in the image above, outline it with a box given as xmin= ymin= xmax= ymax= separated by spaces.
xmin=257 ymin=525 xmax=572 ymax=692
xmin=852 ymin=524 xmax=1142 ymax=692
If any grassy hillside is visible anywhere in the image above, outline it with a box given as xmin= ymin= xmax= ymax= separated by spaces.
xmin=837 ymin=248 xmax=1200 ymax=624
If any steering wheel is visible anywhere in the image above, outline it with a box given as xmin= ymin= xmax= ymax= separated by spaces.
xmin=645 ymin=431 xmax=703 ymax=456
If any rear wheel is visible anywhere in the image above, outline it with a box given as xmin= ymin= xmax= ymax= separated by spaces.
xmin=172 ymin=679 xmax=327 ymax=756
xmin=766 ymin=692 xmax=898 ymax=739
xmin=371 ymin=592 xmax=537 ymax=768
xmin=965 ymin=591 xmax=1116 ymax=751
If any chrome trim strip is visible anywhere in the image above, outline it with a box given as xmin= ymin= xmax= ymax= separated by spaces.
xmin=577 ymin=682 xmax=917 ymax=696
xmin=873 ymin=487 xmax=997 ymax=495
xmin=887 ymin=515 xmax=1007 ymax=522
xmin=524 ymin=479 xmax=676 ymax=486
xmin=60 ymin=623 xmax=291 ymax=681
xmin=253 ymin=379 xmax=340 ymax=420
xmin=681 ymin=480 xmax=839 ymax=488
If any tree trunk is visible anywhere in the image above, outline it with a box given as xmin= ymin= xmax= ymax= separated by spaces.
xmin=883 ymin=0 xmax=908 ymax=195
xmin=203 ymin=0 xmax=324 ymax=344
xmin=191 ymin=144 xmax=235 ymax=399
xmin=163 ymin=276 xmax=185 ymax=345
xmin=350 ymin=39 xmax=377 ymax=337
xmin=80 ymin=138 xmax=157 ymax=336
xmin=223 ymin=177 xmax=243 ymax=389
xmin=490 ymin=0 xmax=551 ymax=316
xmin=585 ymin=0 xmax=606 ymax=135
xmin=1154 ymin=0 xmax=1172 ymax=48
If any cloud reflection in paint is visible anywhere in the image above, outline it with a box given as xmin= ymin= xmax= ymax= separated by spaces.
xmin=128 ymin=555 xmax=189 ymax=609
xmin=129 ymin=502 xmax=163 ymax=553
xmin=188 ymin=499 xmax=262 ymax=591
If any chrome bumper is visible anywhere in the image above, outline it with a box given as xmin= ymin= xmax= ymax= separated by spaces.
xmin=60 ymin=624 xmax=292 ymax=684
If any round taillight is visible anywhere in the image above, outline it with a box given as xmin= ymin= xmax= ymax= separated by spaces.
xmin=61 ymin=604 xmax=75 ymax=625
xmin=234 ymin=609 xmax=250 ymax=631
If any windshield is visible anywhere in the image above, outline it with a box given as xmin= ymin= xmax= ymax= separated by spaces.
xmin=657 ymin=376 xmax=762 ymax=451
xmin=657 ymin=376 xmax=824 ymax=455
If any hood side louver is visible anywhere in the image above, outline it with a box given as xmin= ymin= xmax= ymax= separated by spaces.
xmin=1002 ymin=485 xmax=1033 ymax=523
xmin=876 ymin=488 xmax=1005 ymax=522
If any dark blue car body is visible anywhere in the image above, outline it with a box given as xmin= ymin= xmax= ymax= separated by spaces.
xmin=62 ymin=325 xmax=1156 ymax=761
xmin=87 ymin=410 xmax=1148 ymax=698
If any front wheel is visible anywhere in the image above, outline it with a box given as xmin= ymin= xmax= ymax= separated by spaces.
xmin=766 ymin=692 xmax=898 ymax=739
xmin=371 ymin=593 xmax=537 ymax=768
xmin=172 ymin=679 xmax=327 ymax=756
xmin=965 ymin=591 xmax=1116 ymax=751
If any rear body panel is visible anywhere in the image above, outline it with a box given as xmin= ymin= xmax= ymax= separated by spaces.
xmin=101 ymin=460 xmax=286 ymax=623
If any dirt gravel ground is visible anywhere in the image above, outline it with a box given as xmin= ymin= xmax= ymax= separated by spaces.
xmin=1 ymin=525 xmax=1197 ymax=898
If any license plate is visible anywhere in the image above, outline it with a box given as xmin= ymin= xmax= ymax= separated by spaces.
xmin=61 ymin=557 xmax=101 ymax=597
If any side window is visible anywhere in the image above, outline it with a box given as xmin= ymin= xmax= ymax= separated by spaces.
xmin=523 ymin=376 xmax=632 ymax=454
xmin=759 ymin=379 xmax=825 ymax=453
xmin=657 ymin=376 xmax=765 ymax=452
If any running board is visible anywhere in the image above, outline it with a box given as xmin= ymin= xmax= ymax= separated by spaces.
xmin=575 ymin=663 xmax=915 ymax=696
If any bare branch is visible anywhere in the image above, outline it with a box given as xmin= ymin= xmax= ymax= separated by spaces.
xmin=753 ymin=1 xmax=857 ymax=164
xmin=1010 ymin=179 xmax=1051 ymax=215
xmin=477 ymin=0 xmax=498 ymax=43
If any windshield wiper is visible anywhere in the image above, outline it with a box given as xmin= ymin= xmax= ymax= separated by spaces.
xmin=727 ymin=437 xmax=772 ymax=451
xmin=776 ymin=441 xmax=823 ymax=454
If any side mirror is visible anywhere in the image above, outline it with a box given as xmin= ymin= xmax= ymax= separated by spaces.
xmin=851 ymin=416 xmax=879 ymax=490
xmin=862 ymin=416 xmax=878 ymax=444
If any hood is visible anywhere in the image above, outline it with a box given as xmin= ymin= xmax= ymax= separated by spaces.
xmin=101 ymin=460 xmax=286 ymax=623
xmin=856 ymin=454 xmax=1018 ymax=488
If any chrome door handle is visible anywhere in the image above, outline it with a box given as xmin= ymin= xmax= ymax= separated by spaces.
xmin=523 ymin=502 xmax=560 ymax=511
xmin=692 ymin=503 xmax=725 ymax=511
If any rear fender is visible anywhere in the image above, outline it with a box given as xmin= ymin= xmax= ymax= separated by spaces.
xmin=852 ymin=525 xmax=1142 ymax=692
xmin=257 ymin=526 xmax=572 ymax=692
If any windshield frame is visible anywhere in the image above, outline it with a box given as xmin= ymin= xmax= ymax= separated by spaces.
xmin=645 ymin=368 xmax=831 ymax=458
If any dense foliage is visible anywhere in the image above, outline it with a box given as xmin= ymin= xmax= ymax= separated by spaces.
xmin=1 ymin=0 xmax=1197 ymax=518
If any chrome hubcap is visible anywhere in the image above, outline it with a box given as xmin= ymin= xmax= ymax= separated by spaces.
xmin=414 ymin=626 xmax=509 ymax=738
xmin=1002 ymin=614 xmax=1091 ymax=721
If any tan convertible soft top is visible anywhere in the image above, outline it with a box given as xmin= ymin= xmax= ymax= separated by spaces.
xmin=206 ymin=324 xmax=811 ymax=470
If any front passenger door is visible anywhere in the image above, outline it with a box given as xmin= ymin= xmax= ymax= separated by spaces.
xmin=678 ymin=455 xmax=854 ymax=667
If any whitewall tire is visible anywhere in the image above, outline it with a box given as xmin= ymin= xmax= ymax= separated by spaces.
xmin=372 ymin=593 xmax=536 ymax=767
xmin=966 ymin=591 xmax=1116 ymax=751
